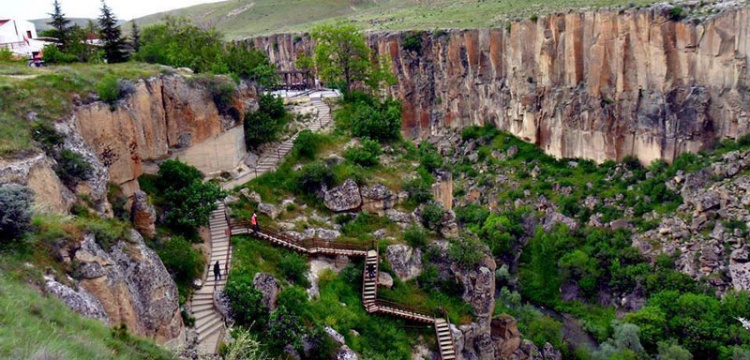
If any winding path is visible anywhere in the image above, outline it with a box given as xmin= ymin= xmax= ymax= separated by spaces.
xmin=191 ymin=90 xmax=337 ymax=354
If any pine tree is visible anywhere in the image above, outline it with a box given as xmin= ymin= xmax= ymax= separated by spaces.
xmin=130 ymin=20 xmax=141 ymax=53
xmin=98 ymin=0 xmax=129 ymax=63
xmin=48 ymin=0 xmax=71 ymax=50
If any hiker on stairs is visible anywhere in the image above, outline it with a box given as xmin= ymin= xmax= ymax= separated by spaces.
xmin=213 ymin=261 xmax=222 ymax=281
xmin=251 ymin=211 xmax=259 ymax=233
xmin=366 ymin=263 xmax=376 ymax=279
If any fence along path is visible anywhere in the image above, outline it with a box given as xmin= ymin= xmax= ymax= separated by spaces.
xmin=230 ymin=221 xmax=458 ymax=359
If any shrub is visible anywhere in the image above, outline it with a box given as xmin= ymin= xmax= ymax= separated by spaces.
xmin=163 ymin=181 xmax=225 ymax=234
xmin=157 ymin=236 xmax=206 ymax=285
xmin=266 ymin=306 xmax=304 ymax=350
xmin=401 ymin=33 xmax=422 ymax=54
xmin=344 ymin=138 xmax=381 ymax=166
xmin=403 ymin=225 xmax=427 ymax=248
xmin=225 ymin=274 xmax=269 ymax=327
xmin=350 ymin=100 xmax=402 ymax=142
xmin=527 ymin=316 xmax=564 ymax=350
xmin=156 ymin=159 xmax=204 ymax=192
xmin=192 ymin=75 xmax=236 ymax=116
xmin=0 ymin=48 xmax=14 ymax=62
xmin=294 ymin=162 xmax=334 ymax=194
xmin=420 ymin=202 xmax=445 ymax=230
xmin=277 ymin=286 xmax=309 ymax=318
xmin=244 ymin=93 xmax=288 ymax=150
xmin=97 ymin=76 xmax=121 ymax=104
xmin=42 ymin=44 xmax=78 ymax=64
xmin=55 ymin=149 xmax=93 ymax=187
xmin=403 ymin=173 xmax=434 ymax=204
xmin=278 ymin=253 xmax=310 ymax=287
xmin=293 ymin=129 xmax=323 ymax=159
xmin=31 ymin=122 xmax=63 ymax=153
xmin=418 ymin=143 xmax=443 ymax=172
xmin=85 ymin=220 xmax=129 ymax=251
xmin=0 ymin=184 xmax=33 ymax=241
xmin=448 ymin=237 xmax=486 ymax=268
xmin=668 ymin=6 xmax=685 ymax=21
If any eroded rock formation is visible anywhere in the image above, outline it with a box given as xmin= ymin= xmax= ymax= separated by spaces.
xmin=250 ymin=3 xmax=750 ymax=164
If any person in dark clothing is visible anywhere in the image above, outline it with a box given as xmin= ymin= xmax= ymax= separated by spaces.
xmin=366 ymin=263 xmax=376 ymax=279
xmin=213 ymin=261 xmax=221 ymax=281
xmin=251 ymin=212 xmax=259 ymax=233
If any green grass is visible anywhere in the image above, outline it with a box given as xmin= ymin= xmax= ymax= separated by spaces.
xmin=0 ymin=62 xmax=165 ymax=158
xmin=134 ymin=0 xmax=664 ymax=40
xmin=0 ymin=268 xmax=174 ymax=359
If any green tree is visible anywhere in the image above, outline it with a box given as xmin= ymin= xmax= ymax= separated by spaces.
xmin=225 ymin=274 xmax=268 ymax=327
xmin=156 ymin=159 xmax=204 ymax=192
xmin=48 ymin=0 xmax=71 ymax=50
xmin=163 ymin=181 xmax=225 ymax=233
xmin=244 ymin=94 xmax=288 ymax=150
xmin=157 ymin=236 xmax=205 ymax=284
xmin=0 ymin=184 xmax=33 ymax=242
xmin=266 ymin=306 xmax=304 ymax=350
xmin=344 ymin=137 xmax=381 ymax=166
xmin=311 ymin=23 xmax=372 ymax=94
xmin=130 ymin=20 xmax=141 ymax=52
xmin=138 ymin=17 xmax=223 ymax=72
xmin=98 ymin=0 xmax=129 ymax=63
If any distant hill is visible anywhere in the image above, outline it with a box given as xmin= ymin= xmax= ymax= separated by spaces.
xmin=30 ymin=18 xmax=98 ymax=31
xmin=133 ymin=0 xmax=664 ymax=40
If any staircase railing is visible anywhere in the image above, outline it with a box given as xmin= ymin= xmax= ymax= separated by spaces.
xmin=373 ymin=297 xmax=437 ymax=319
xmin=230 ymin=219 xmax=374 ymax=253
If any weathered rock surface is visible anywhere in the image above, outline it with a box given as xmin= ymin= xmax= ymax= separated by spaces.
xmin=253 ymin=4 xmax=750 ymax=164
xmin=259 ymin=202 xmax=281 ymax=219
xmin=65 ymin=230 xmax=184 ymax=345
xmin=71 ymin=75 xmax=255 ymax=197
xmin=0 ymin=154 xmax=75 ymax=213
xmin=45 ymin=278 xmax=109 ymax=323
xmin=386 ymin=244 xmax=423 ymax=281
xmin=324 ymin=178 xmax=362 ymax=212
xmin=253 ymin=273 xmax=280 ymax=311
xmin=360 ymin=184 xmax=395 ymax=215
xmin=130 ymin=190 xmax=156 ymax=237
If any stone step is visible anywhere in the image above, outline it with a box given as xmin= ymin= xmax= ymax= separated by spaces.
xmin=192 ymin=303 xmax=214 ymax=313
xmin=197 ymin=320 xmax=224 ymax=342
xmin=193 ymin=309 xmax=219 ymax=323
xmin=196 ymin=315 xmax=223 ymax=334
xmin=193 ymin=298 xmax=214 ymax=307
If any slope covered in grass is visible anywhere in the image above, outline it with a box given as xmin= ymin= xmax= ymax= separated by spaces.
xmin=134 ymin=0 xmax=664 ymax=39
xmin=0 ymin=269 xmax=174 ymax=359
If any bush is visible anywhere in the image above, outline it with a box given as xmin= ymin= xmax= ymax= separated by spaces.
xmin=403 ymin=225 xmax=427 ymax=248
xmin=244 ymin=94 xmax=288 ymax=151
xmin=420 ymin=202 xmax=445 ymax=230
xmin=401 ymin=33 xmax=422 ymax=54
xmin=668 ymin=6 xmax=685 ymax=21
xmin=344 ymin=138 xmax=381 ymax=166
xmin=55 ymin=149 xmax=93 ymax=187
xmin=156 ymin=159 xmax=204 ymax=192
xmin=278 ymin=253 xmax=310 ymax=287
xmin=350 ymin=100 xmax=402 ymax=142
xmin=157 ymin=236 xmax=206 ymax=285
xmin=192 ymin=75 xmax=236 ymax=116
xmin=527 ymin=316 xmax=564 ymax=350
xmin=31 ymin=122 xmax=63 ymax=153
xmin=448 ymin=237 xmax=486 ymax=268
xmin=0 ymin=184 xmax=33 ymax=241
xmin=295 ymin=162 xmax=334 ymax=194
xmin=266 ymin=306 xmax=304 ymax=350
xmin=85 ymin=220 xmax=129 ymax=251
xmin=97 ymin=76 xmax=121 ymax=104
xmin=418 ymin=143 xmax=443 ymax=172
xmin=42 ymin=44 xmax=78 ymax=64
xmin=293 ymin=129 xmax=324 ymax=160
xmin=225 ymin=274 xmax=269 ymax=327
xmin=0 ymin=48 xmax=14 ymax=62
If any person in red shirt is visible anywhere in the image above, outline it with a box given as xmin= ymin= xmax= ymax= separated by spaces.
xmin=251 ymin=211 xmax=259 ymax=233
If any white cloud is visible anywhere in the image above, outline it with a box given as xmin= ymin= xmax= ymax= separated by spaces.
xmin=3 ymin=0 xmax=227 ymax=21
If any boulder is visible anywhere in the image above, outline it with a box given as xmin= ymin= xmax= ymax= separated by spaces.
xmin=491 ymin=314 xmax=521 ymax=359
xmin=130 ymin=190 xmax=156 ymax=237
xmin=377 ymin=272 xmax=394 ymax=289
xmin=240 ymin=188 xmax=262 ymax=203
xmin=692 ymin=191 xmax=721 ymax=212
xmin=325 ymin=326 xmax=346 ymax=345
xmin=45 ymin=278 xmax=110 ymax=323
xmin=386 ymin=244 xmax=423 ymax=281
xmin=541 ymin=212 xmax=578 ymax=232
xmin=259 ymin=203 xmax=281 ymax=219
xmin=324 ymin=178 xmax=362 ymax=212
xmin=360 ymin=184 xmax=395 ymax=214
xmin=314 ymin=228 xmax=341 ymax=241
xmin=253 ymin=273 xmax=280 ymax=311
xmin=336 ymin=346 xmax=358 ymax=360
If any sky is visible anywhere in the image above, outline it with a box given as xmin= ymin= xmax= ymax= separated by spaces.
xmin=2 ymin=0 xmax=227 ymax=21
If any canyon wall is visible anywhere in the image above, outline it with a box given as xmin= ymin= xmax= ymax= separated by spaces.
xmin=248 ymin=4 xmax=750 ymax=164
xmin=72 ymin=75 xmax=255 ymax=197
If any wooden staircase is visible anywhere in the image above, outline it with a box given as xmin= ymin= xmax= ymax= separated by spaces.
xmin=435 ymin=318 xmax=457 ymax=360
xmin=362 ymin=250 xmax=378 ymax=313
xmin=190 ymin=203 xmax=232 ymax=355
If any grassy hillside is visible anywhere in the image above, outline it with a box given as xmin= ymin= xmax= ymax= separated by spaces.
xmin=0 ymin=264 xmax=174 ymax=359
xmin=30 ymin=18 xmax=104 ymax=31
xmin=134 ymin=0 xmax=664 ymax=40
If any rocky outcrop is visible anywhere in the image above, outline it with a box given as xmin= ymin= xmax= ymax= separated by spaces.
xmin=61 ymin=230 xmax=184 ymax=345
xmin=360 ymin=184 xmax=396 ymax=215
xmin=453 ymin=255 xmax=497 ymax=360
xmin=251 ymin=3 xmax=750 ymax=164
xmin=71 ymin=75 xmax=255 ymax=197
xmin=324 ymin=178 xmax=362 ymax=212
xmin=130 ymin=190 xmax=156 ymax=237
xmin=44 ymin=278 xmax=110 ymax=323
xmin=253 ymin=273 xmax=280 ymax=311
xmin=385 ymin=244 xmax=423 ymax=281
xmin=0 ymin=153 xmax=74 ymax=213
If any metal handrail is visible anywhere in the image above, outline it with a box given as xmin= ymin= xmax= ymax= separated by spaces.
xmin=373 ymin=298 xmax=436 ymax=319
xmin=230 ymin=220 xmax=374 ymax=252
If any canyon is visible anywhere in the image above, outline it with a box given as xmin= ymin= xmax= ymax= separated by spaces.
xmin=250 ymin=3 xmax=750 ymax=164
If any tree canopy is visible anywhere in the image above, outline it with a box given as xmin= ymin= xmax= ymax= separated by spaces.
xmin=99 ymin=0 xmax=129 ymax=63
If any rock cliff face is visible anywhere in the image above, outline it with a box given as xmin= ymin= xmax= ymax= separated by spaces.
xmin=249 ymin=4 xmax=750 ymax=164
xmin=72 ymin=75 xmax=255 ymax=197
xmin=58 ymin=230 xmax=185 ymax=345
